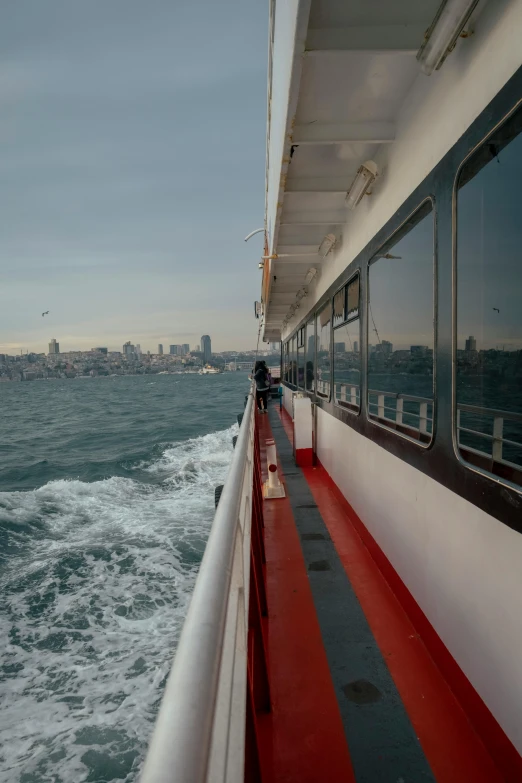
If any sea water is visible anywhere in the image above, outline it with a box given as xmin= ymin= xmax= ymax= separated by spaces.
xmin=0 ymin=373 xmax=249 ymax=782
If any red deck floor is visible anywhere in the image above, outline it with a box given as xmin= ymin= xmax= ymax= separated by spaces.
xmin=253 ymin=405 xmax=520 ymax=782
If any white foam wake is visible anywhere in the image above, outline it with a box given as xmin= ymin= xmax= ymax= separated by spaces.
xmin=0 ymin=425 xmax=237 ymax=783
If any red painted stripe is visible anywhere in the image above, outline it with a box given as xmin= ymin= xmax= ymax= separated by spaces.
xmin=295 ymin=447 xmax=313 ymax=467
xmin=302 ymin=461 xmax=521 ymax=782
xmin=255 ymin=412 xmax=356 ymax=783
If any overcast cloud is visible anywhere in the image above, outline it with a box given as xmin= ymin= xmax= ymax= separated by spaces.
xmin=0 ymin=0 xmax=267 ymax=354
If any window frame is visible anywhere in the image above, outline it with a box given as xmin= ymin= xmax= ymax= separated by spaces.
xmin=366 ymin=197 xmax=436 ymax=448
xmin=452 ymin=99 xmax=522 ymax=494
xmin=333 ymin=273 xmax=361 ymax=415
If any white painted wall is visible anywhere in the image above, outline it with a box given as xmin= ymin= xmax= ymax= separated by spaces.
xmin=315 ymin=406 xmax=522 ymax=753
xmin=266 ymin=0 xmax=305 ymax=252
xmin=281 ymin=0 xmax=522 ymax=338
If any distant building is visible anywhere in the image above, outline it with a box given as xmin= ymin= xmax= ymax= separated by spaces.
xmin=375 ymin=340 xmax=393 ymax=357
xmin=353 ymin=341 xmax=359 ymax=354
xmin=307 ymin=335 xmax=316 ymax=356
xmin=136 ymin=344 xmax=142 ymax=358
xmin=158 ymin=344 xmax=163 ymax=355
xmin=334 ymin=342 xmax=346 ymax=353
xmin=94 ymin=347 xmax=108 ymax=354
xmin=411 ymin=345 xmax=428 ymax=357
xmin=123 ymin=341 xmax=135 ymax=357
xmin=465 ymin=335 xmax=477 ymax=351
xmin=170 ymin=344 xmax=182 ymax=355
xmin=201 ymin=335 xmax=212 ymax=363
xmin=270 ymin=342 xmax=281 ymax=351
xmin=195 ymin=344 xmax=200 ymax=353
xmin=182 ymin=343 xmax=190 ymax=355
xmin=48 ymin=338 xmax=59 ymax=355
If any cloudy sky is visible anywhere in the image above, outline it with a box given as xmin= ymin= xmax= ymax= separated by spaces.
xmin=0 ymin=0 xmax=267 ymax=354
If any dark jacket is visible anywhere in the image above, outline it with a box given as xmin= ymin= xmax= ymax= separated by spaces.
xmin=254 ymin=368 xmax=269 ymax=391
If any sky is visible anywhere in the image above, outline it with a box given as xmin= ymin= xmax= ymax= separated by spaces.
xmin=0 ymin=0 xmax=267 ymax=355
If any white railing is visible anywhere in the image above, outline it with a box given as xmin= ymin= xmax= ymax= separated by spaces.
xmin=316 ymin=379 xmax=330 ymax=397
xmin=334 ymin=381 xmax=360 ymax=408
xmin=140 ymin=391 xmax=256 ymax=783
xmin=457 ymin=403 xmax=522 ymax=469
xmin=368 ymin=389 xmax=433 ymax=435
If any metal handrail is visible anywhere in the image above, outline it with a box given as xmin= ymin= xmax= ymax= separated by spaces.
xmin=368 ymin=389 xmax=433 ymax=405
xmin=457 ymin=402 xmax=522 ymax=423
xmin=140 ymin=390 xmax=256 ymax=783
xmin=457 ymin=402 xmax=522 ymax=467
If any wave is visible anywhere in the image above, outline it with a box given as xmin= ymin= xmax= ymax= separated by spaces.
xmin=0 ymin=424 xmax=237 ymax=783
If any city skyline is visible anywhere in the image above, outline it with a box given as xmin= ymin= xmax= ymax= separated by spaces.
xmin=0 ymin=1 xmax=266 ymax=356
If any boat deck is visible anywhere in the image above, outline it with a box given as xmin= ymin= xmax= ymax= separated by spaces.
xmin=255 ymin=404 xmax=508 ymax=783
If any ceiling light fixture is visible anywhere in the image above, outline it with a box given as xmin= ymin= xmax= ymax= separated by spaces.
xmin=345 ymin=161 xmax=378 ymax=210
xmin=305 ymin=267 xmax=318 ymax=285
xmin=318 ymin=233 xmax=337 ymax=258
xmin=417 ymin=0 xmax=481 ymax=75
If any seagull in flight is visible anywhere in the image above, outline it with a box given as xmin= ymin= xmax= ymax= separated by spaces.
xmin=493 ymin=307 xmax=500 ymax=313
xmin=42 ymin=311 xmax=49 ymax=317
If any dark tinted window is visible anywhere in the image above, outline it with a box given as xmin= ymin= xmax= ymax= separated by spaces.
xmin=334 ymin=276 xmax=360 ymax=412
xmin=290 ymin=335 xmax=296 ymax=386
xmin=316 ymin=302 xmax=331 ymax=399
xmin=456 ymin=109 xmax=522 ymax=484
xmin=305 ymin=316 xmax=315 ymax=391
xmin=368 ymin=202 xmax=434 ymax=443
xmin=297 ymin=327 xmax=305 ymax=388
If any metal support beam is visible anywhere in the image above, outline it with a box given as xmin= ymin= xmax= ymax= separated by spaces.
xmin=293 ymin=121 xmax=395 ymax=145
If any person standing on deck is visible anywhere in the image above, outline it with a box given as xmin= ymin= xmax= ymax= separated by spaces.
xmin=254 ymin=361 xmax=270 ymax=413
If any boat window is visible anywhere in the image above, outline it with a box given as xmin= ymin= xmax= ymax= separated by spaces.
xmin=316 ymin=302 xmax=332 ymax=399
xmin=456 ymin=106 xmax=522 ymax=487
xmin=305 ymin=316 xmax=315 ymax=392
xmin=297 ymin=327 xmax=305 ymax=388
xmin=334 ymin=275 xmax=360 ymax=413
xmin=283 ymin=340 xmax=290 ymax=383
xmin=367 ymin=201 xmax=434 ymax=444
xmin=291 ymin=334 xmax=297 ymax=386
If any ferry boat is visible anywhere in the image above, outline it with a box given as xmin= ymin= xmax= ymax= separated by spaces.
xmin=199 ymin=366 xmax=223 ymax=375
xmin=141 ymin=1 xmax=522 ymax=781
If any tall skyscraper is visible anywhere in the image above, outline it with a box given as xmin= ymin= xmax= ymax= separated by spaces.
xmin=135 ymin=344 xmax=142 ymax=358
xmin=170 ymin=344 xmax=181 ymax=355
xmin=182 ymin=343 xmax=190 ymax=355
xmin=123 ymin=341 xmax=135 ymax=357
xmin=48 ymin=338 xmax=59 ymax=355
xmin=158 ymin=344 xmax=163 ymax=355
xmin=465 ymin=335 xmax=477 ymax=351
xmin=201 ymin=335 xmax=211 ymax=363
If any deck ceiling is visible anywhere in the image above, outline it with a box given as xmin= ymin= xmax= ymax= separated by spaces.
xmin=263 ymin=0 xmax=441 ymax=340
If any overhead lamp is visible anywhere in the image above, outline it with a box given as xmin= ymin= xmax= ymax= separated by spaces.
xmin=296 ymin=287 xmax=308 ymax=302
xmin=345 ymin=161 xmax=378 ymax=210
xmin=305 ymin=267 xmax=318 ymax=285
xmin=318 ymin=233 xmax=337 ymax=259
xmin=258 ymin=261 xmax=264 ymax=269
xmin=417 ymin=0 xmax=481 ymax=75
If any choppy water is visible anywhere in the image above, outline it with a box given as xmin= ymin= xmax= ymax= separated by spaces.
xmin=0 ymin=373 xmax=249 ymax=783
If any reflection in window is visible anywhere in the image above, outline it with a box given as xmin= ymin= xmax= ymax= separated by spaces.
xmin=316 ymin=303 xmax=331 ymax=398
xmin=290 ymin=335 xmax=296 ymax=386
xmin=283 ymin=341 xmax=290 ymax=383
xmin=456 ymin=109 xmax=522 ymax=484
xmin=368 ymin=202 xmax=434 ymax=443
xmin=297 ymin=327 xmax=305 ymax=388
xmin=305 ymin=316 xmax=315 ymax=391
xmin=334 ymin=277 xmax=360 ymax=412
